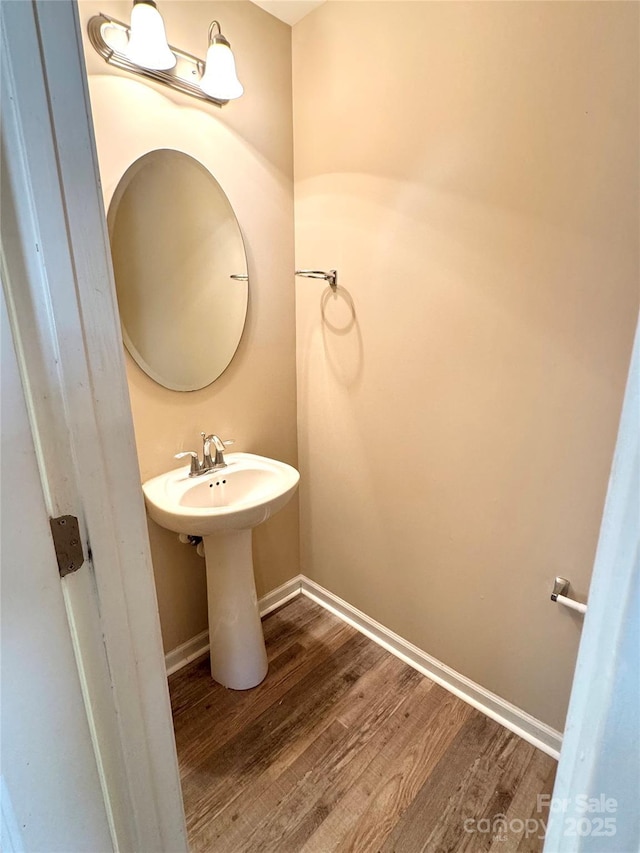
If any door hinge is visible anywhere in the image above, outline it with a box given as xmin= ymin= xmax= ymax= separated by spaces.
xmin=49 ymin=515 xmax=85 ymax=577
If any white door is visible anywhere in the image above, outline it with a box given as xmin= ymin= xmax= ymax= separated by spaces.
xmin=0 ymin=288 xmax=114 ymax=853
xmin=0 ymin=1 xmax=187 ymax=850
xmin=544 ymin=324 xmax=639 ymax=851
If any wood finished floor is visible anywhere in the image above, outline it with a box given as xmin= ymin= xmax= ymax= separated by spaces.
xmin=169 ymin=596 xmax=556 ymax=852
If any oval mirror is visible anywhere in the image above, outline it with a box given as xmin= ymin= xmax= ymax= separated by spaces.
xmin=108 ymin=149 xmax=248 ymax=391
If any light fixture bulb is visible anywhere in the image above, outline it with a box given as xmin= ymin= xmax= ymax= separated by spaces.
xmin=125 ymin=0 xmax=176 ymax=71
xmin=200 ymin=22 xmax=243 ymax=101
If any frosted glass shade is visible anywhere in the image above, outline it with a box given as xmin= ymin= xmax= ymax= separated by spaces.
xmin=125 ymin=1 xmax=176 ymax=71
xmin=200 ymin=42 xmax=243 ymax=100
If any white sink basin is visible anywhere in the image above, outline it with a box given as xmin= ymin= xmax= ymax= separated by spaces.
xmin=142 ymin=452 xmax=299 ymax=536
xmin=142 ymin=451 xmax=299 ymax=691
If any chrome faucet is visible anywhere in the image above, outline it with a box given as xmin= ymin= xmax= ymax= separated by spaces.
xmin=175 ymin=432 xmax=234 ymax=477
xmin=202 ymin=433 xmax=228 ymax=469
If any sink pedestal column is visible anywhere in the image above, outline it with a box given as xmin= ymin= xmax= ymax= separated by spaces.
xmin=202 ymin=530 xmax=268 ymax=690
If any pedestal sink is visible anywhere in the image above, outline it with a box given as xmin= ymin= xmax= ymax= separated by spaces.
xmin=142 ymin=453 xmax=299 ymax=689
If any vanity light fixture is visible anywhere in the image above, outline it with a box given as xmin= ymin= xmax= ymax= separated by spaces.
xmin=87 ymin=2 xmax=243 ymax=108
xmin=200 ymin=22 xmax=244 ymax=101
xmin=125 ymin=0 xmax=175 ymax=70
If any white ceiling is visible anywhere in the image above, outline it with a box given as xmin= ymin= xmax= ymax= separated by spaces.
xmin=251 ymin=1 xmax=326 ymax=27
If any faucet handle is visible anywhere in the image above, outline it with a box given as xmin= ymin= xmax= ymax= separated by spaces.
xmin=175 ymin=451 xmax=201 ymax=477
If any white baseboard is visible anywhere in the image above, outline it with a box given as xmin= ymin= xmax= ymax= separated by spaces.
xmin=299 ymin=577 xmax=562 ymax=759
xmin=165 ymin=630 xmax=210 ymax=677
xmin=164 ymin=574 xmax=562 ymax=759
xmin=258 ymin=574 xmax=304 ymax=616
xmin=164 ymin=576 xmax=303 ymax=676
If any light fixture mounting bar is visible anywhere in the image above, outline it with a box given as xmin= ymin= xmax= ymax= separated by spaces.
xmin=87 ymin=14 xmax=228 ymax=107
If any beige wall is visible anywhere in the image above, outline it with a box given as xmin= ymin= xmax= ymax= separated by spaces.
xmin=293 ymin=1 xmax=639 ymax=731
xmin=80 ymin=0 xmax=638 ymax=730
xmin=80 ymin=0 xmax=298 ymax=653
